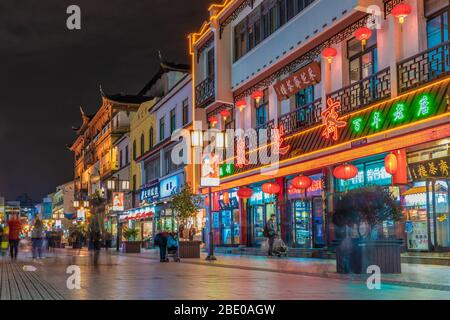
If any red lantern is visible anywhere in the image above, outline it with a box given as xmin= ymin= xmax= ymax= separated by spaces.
xmin=333 ymin=164 xmax=359 ymax=180
xmin=220 ymin=109 xmax=231 ymax=121
xmin=322 ymin=47 xmax=337 ymax=64
xmin=392 ymin=3 xmax=412 ymax=25
xmin=237 ymin=187 xmax=253 ymax=199
xmin=236 ymin=99 xmax=247 ymax=113
xmin=292 ymin=175 xmax=313 ymax=190
xmin=385 ymin=153 xmax=398 ymax=175
xmin=354 ymin=27 xmax=372 ymax=50
xmin=209 ymin=115 xmax=218 ymax=127
xmin=251 ymin=90 xmax=264 ymax=104
xmin=262 ymin=182 xmax=281 ymax=195
xmin=223 ymin=191 xmax=230 ymax=205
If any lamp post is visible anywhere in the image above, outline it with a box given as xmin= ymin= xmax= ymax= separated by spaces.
xmin=191 ymin=129 xmax=224 ymax=261
xmin=106 ymin=175 xmax=130 ymax=252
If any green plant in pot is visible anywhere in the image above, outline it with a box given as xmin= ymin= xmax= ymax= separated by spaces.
xmin=332 ymin=185 xmax=403 ymax=274
xmin=169 ymin=184 xmax=203 ymax=258
xmin=123 ymin=228 xmax=139 ymax=241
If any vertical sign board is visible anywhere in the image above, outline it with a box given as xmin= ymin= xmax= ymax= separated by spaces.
xmin=201 ymin=152 xmax=220 ymax=187
xmin=112 ymin=192 xmax=125 ymax=211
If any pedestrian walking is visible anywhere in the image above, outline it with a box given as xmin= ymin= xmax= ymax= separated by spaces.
xmin=0 ymin=225 xmax=7 ymax=257
xmin=31 ymin=218 xmax=44 ymax=259
xmin=7 ymin=214 xmax=22 ymax=260
xmin=104 ymin=231 xmax=112 ymax=250
xmin=88 ymin=218 xmax=102 ymax=266
xmin=154 ymin=230 xmax=169 ymax=262
xmin=264 ymin=214 xmax=277 ymax=256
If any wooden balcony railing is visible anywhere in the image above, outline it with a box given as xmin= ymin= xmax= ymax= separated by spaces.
xmin=278 ymin=98 xmax=322 ymax=136
xmin=327 ymin=67 xmax=391 ymax=116
xmin=398 ymin=40 xmax=450 ymax=93
xmin=195 ymin=77 xmax=215 ymax=108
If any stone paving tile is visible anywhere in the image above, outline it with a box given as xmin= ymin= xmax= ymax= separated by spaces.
xmin=16 ymin=249 xmax=450 ymax=300
xmin=115 ymin=249 xmax=450 ymax=290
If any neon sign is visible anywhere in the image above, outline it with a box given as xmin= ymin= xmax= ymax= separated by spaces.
xmin=392 ymin=103 xmax=406 ymax=122
xmin=321 ymin=98 xmax=347 ymax=141
xmin=370 ymin=111 xmax=384 ymax=130
xmin=272 ymin=125 xmax=291 ymax=156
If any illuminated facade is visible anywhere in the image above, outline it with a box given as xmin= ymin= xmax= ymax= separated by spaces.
xmin=191 ymin=0 xmax=450 ymax=252
xmin=69 ymin=90 xmax=151 ymax=222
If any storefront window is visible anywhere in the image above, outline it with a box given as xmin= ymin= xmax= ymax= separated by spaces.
xmin=336 ymin=160 xmax=391 ymax=192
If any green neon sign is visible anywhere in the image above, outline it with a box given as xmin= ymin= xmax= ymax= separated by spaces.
xmin=352 ymin=117 xmax=364 ymax=133
xmin=416 ymin=94 xmax=433 ymax=118
xmin=370 ymin=111 xmax=383 ymax=130
xmin=392 ymin=103 xmax=407 ymax=122
xmin=220 ymin=163 xmax=235 ymax=178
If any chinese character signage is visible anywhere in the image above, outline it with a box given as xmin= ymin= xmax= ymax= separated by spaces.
xmin=409 ymin=156 xmax=450 ymax=181
xmin=112 ymin=192 xmax=124 ymax=211
xmin=140 ymin=184 xmax=160 ymax=203
xmin=273 ymin=62 xmax=321 ymax=101
xmin=160 ymin=174 xmax=182 ymax=199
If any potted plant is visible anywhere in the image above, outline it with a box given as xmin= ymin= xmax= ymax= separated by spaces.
xmin=332 ymin=185 xmax=403 ymax=274
xmin=170 ymin=184 xmax=203 ymax=258
xmin=122 ymin=228 xmax=141 ymax=253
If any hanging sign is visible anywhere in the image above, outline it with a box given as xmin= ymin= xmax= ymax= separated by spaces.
xmin=140 ymin=184 xmax=160 ymax=203
xmin=201 ymin=152 xmax=220 ymax=187
xmin=409 ymin=156 xmax=450 ymax=181
xmin=112 ymin=192 xmax=124 ymax=211
xmin=273 ymin=62 xmax=321 ymax=100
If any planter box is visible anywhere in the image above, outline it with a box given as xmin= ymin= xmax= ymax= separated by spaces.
xmin=122 ymin=241 xmax=141 ymax=254
xmin=334 ymin=239 xmax=403 ymax=274
xmin=179 ymin=241 xmax=201 ymax=258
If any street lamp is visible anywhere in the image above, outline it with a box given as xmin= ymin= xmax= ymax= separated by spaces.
xmin=107 ymin=175 xmax=129 ymax=252
xmin=191 ymin=129 xmax=217 ymax=261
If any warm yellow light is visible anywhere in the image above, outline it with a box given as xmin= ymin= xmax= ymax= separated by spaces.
xmin=191 ymin=130 xmax=203 ymax=147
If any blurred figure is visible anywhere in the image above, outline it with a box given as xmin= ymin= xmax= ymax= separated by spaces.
xmin=88 ymin=218 xmax=102 ymax=266
xmin=31 ymin=218 xmax=44 ymax=259
xmin=104 ymin=231 xmax=112 ymax=251
xmin=188 ymin=225 xmax=196 ymax=241
xmin=0 ymin=224 xmax=7 ymax=257
xmin=154 ymin=230 xmax=169 ymax=262
xmin=7 ymin=214 xmax=22 ymax=260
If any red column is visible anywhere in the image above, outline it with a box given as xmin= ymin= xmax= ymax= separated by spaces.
xmin=276 ymin=177 xmax=288 ymax=244
xmin=239 ymin=199 xmax=247 ymax=246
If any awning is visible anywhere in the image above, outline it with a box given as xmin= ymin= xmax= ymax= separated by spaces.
xmin=402 ymin=184 xmax=447 ymax=196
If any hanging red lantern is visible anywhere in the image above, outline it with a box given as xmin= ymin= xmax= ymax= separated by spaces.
xmin=354 ymin=27 xmax=372 ymax=50
xmin=223 ymin=191 xmax=230 ymax=205
xmin=236 ymin=99 xmax=247 ymax=113
xmin=333 ymin=164 xmax=359 ymax=180
xmin=209 ymin=115 xmax=218 ymax=127
xmin=392 ymin=3 xmax=412 ymax=26
xmin=262 ymin=182 xmax=281 ymax=195
xmin=292 ymin=175 xmax=313 ymax=190
xmin=251 ymin=90 xmax=264 ymax=105
xmin=220 ymin=109 xmax=231 ymax=121
xmin=237 ymin=187 xmax=253 ymax=199
xmin=385 ymin=153 xmax=398 ymax=175
xmin=322 ymin=47 xmax=337 ymax=64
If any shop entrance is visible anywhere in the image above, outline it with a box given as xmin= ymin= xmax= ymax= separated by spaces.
xmin=404 ymin=180 xmax=450 ymax=251
xmin=219 ymin=209 xmax=240 ymax=246
xmin=249 ymin=204 xmax=278 ymax=247
xmin=290 ymin=197 xmax=324 ymax=248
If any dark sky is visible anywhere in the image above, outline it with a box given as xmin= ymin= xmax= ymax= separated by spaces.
xmin=0 ymin=0 xmax=211 ymax=202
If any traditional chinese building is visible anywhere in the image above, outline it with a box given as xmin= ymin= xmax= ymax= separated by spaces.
xmin=190 ymin=0 xmax=450 ymax=253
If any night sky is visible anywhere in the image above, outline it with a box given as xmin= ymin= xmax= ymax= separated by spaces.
xmin=0 ymin=0 xmax=211 ymax=202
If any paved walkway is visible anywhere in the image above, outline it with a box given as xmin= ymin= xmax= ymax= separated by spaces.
xmin=1 ymin=247 xmax=450 ymax=299
xmin=0 ymin=258 xmax=64 ymax=300
xmin=115 ymin=249 xmax=450 ymax=291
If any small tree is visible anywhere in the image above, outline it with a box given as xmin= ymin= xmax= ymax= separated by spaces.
xmin=333 ymin=185 xmax=402 ymax=239
xmin=123 ymin=228 xmax=139 ymax=241
xmin=170 ymin=184 xmax=202 ymax=238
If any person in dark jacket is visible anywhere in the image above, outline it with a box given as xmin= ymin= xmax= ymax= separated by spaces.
xmin=154 ymin=230 xmax=169 ymax=262
xmin=265 ymin=214 xmax=277 ymax=256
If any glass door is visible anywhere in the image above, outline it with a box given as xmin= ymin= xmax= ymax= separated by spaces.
xmin=220 ymin=210 xmax=233 ymax=245
xmin=252 ymin=205 xmax=266 ymax=246
xmin=292 ymin=200 xmax=312 ymax=247
xmin=312 ymin=197 xmax=324 ymax=247
xmin=435 ymin=180 xmax=450 ymax=249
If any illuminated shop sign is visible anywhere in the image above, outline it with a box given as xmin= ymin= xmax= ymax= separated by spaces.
xmin=409 ymin=156 xmax=450 ymax=181
xmin=337 ymin=161 xmax=391 ymax=191
xmin=160 ymin=174 xmax=182 ymax=199
xmin=274 ymin=62 xmax=321 ymax=100
xmin=140 ymin=184 xmax=160 ymax=203
xmin=223 ymin=81 xmax=448 ymax=178
xmin=219 ymin=163 xmax=235 ymax=178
